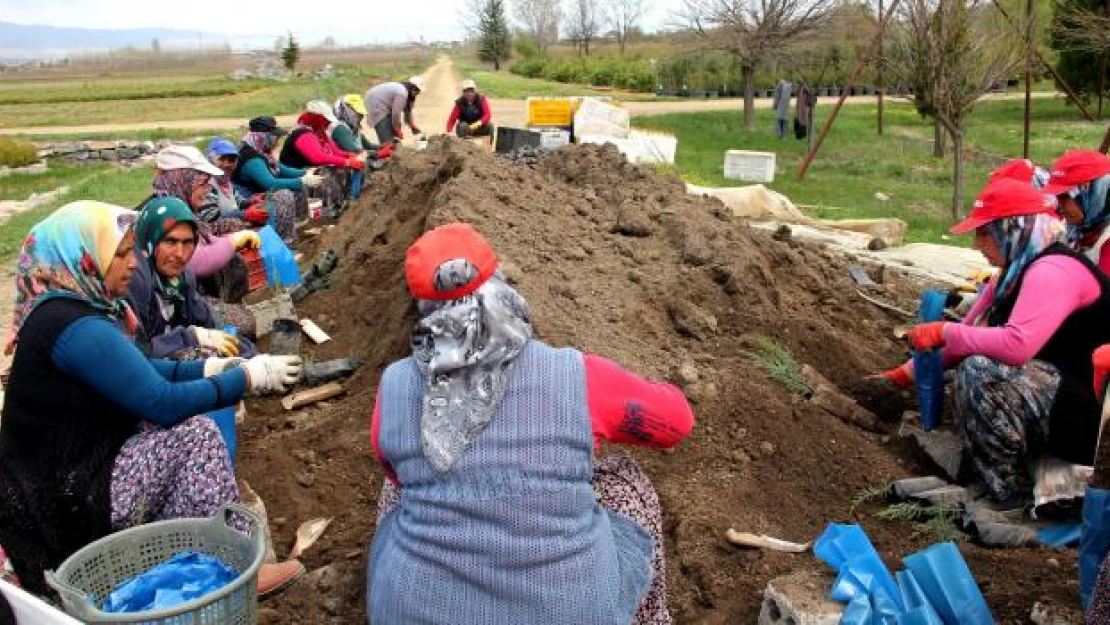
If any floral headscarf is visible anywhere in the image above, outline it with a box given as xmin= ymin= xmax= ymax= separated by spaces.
xmin=1066 ymin=174 xmax=1110 ymax=249
xmin=241 ymin=131 xmax=281 ymax=175
xmin=5 ymin=201 xmax=138 ymax=354
xmin=135 ymin=197 xmax=197 ymax=314
xmin=969 ymin=212 xmax=1066 ymax=326
xmin=412 ymin=273 xmax=534 ymax=472
xmin=152 ymin=168 xmax=217 ymax=235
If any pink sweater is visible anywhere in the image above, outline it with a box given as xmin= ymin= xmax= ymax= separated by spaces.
xmin=944 ymin=254 xmax=1100 ymax=366
xmin=188 ymin=235 xmax=235 ymax=279
xmin=293 ymin=132 xmax=351 ymax=168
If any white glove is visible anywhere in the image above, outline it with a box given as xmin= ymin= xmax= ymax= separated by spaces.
xmin=242 ymin=355 xmax=303 ymax=395
xmin=227 ymin=230 xmax=260 ymax=251
xmin=192 ymin=327 xmax=241 ymax=356
xmin=302 ymin=172 xmax=324 ymax=189
xmin=203 ymin=357 xmax=245 ymax=378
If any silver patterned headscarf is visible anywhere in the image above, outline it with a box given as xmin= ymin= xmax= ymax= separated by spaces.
xmin=412 ymin=271 xmax=533 ymax=471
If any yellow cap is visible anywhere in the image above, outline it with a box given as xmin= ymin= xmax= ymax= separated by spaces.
xmin=342 ymin=94 xmax=367 ymax=116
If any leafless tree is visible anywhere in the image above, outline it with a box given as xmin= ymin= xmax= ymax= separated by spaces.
xmin=1052 ymin=2 xmax=1110 ymax=117
xmin=681 ymin=0 xmax=834 ymax=130
xmin=565 ymin=0 xmax=602 ymax=56
xmin=515 ymin=0 xmax=562 ymax=52
xmin=889 ymin=0 xmax=1024 ymax=217
xmin=608 ymin=0 xmax=648 ymax=53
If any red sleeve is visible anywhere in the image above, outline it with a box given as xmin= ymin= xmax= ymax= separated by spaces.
xmin=1099 ymin=239 xmax=1110 ymax=277
xmin=293 ymin=133 xmax=348 ymax=168
xmin=584 ymin=354 xmax=695 ymax=449
xmin=446 ymin=104 xmax=461 ymax=132
xmin=480 ymin=98 xmax=491 ymax=125
xmin=370 ymin=388 xmax=398 ymax=485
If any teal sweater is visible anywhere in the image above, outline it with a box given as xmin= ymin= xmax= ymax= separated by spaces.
xmin=238 ymin=158 xmax=306 ymax=192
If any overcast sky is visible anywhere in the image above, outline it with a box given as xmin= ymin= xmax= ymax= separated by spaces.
xmin=0 ymin=0 xmax=687 ymax=46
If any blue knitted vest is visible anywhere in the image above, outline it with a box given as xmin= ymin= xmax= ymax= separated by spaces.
xmin=368 ymin=341 xmax=654 ymax=625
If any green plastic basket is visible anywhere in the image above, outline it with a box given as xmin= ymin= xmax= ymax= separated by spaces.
xmin=45 ymin=503 xmax=264 ymax=624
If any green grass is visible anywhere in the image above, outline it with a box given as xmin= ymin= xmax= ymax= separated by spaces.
xmin=453 ymin=58 xmax=660 ymax=101
xmin=0 ymin=76 xmax=272 ymax=105
xmin=0 ymin=62 xmax=424 ymax=129
xmin=10 ymin=127 xmax=242 ymax=143
xmin=0 ymin=166 xmax=153 ymax=259
xmin=748 ymin=335 xmax=813 ymax=397
xmin=636 ymin=99 xmax=1109 ymax=244
xmin=0 ymin=162 xmax=111 ymax=201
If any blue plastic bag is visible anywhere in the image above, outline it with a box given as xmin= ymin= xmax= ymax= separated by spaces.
xmin=903 ymin=542 xmax=993 ymax=625
xmin=258 ymin=225 xmax=301 ymax=288
xmin=914 ymin=290 xmax=948 ymax=430
xmin=815 ymin=525 xmax=904 ymax=612
xmin=895 ymin=570 xmax=945 ymax=625
xmin=350 ymin=169 xmax=364 ymax=201
xmin=1038 ymin=522 xmax=1081 ymax=549
xmin=843 ymin=593 xmax=875 ymax=625
xmin=1081 ymin=486 xmax=1110 ymax=607
xmin=206 ymin=407 xmax=237 ymax=466
xmin=102 ymin=551 xmax=239 ymax=613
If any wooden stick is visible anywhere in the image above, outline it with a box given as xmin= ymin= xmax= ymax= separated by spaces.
xmin=856 ymin=288 xmax=915 ymax=318
xmin=281 ymin=383 xmax=345 ymax=411
xmin=300 ymin=319 xmax=331 ymax=344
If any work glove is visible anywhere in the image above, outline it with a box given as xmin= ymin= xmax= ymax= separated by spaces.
xmin=394 ymin=128 xmax=404 ymax=140
xmin=906 ymin=322 xmax=947 ymax=352
xmin=203 ymin=356 xmax=245 ymax=378
xmin=346 ymin=156 xmax=365 ymax=170
xmin=302 ymin=172 xmax=324 ymax=189
xmin=227 ymin=230 xmax=260 ymax=251
xmin=193 ymin=327 xmax=241 ymax=357
xmin=242 ymin=355 xmax=303 ymax=395
xmin=243 ymin=205 xmax=269 ymax=225
xmin=469 ymin=121 xmax=481 ymax=131
xmin=876 ymin=363 xmax=914 ymax=389
xmin=1094 ymin=345 xmax=1110 ymax=401
xmin=376 ymin=144 xmax=393 ymax=159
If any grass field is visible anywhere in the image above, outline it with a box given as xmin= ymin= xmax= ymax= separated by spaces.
xmin=0 ymin=162 xmax=111 ymax=201
xmin=453 ymin=58 xmax=660 ymax=101
xmin=637 ymin=98 xmax=1109 ymax=244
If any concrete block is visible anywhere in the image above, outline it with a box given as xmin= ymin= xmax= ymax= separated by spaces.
xmin=758 ymin=570 xmax=843 ymax=625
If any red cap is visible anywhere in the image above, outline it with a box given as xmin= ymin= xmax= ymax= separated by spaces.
xmin=405 ymin=223 xmax=499 ymax=300
xmin=988 ymin=159 xmax=1035 ymax=184
xmin=950 ymin=178 xmax=1057 ymax=234
xmin=1041 ymin=150 xmax=1110 ymax=196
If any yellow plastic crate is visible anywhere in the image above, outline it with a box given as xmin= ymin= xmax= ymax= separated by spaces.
xmin=527 ymin=98 xmax=574 ymax=127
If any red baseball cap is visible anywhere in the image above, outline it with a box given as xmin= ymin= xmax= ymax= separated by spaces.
xmin=988 ymin=159 xmax=1036 ymax=184
xmin=1041 ymin=150 xmax=1110 ymax=196
xmin=950 ymin=178 xmax=1057 ymax=234
xmin=405 ymin=223 xmax=499 ymax=301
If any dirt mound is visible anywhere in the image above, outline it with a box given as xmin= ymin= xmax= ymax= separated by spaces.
xmin=242 ymin=138 xmax=1076 ymax=624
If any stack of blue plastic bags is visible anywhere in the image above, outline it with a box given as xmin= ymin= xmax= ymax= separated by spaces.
xmin=814 ymin=524 xmax=994 ymax=625
xmin=101 ymin=551 xmax=239 ymax=613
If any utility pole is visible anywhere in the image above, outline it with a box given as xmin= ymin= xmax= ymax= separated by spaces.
xmin=1022 ymin=0 xmax=1033 ymax=158
xmin=878 ymin=0 xmax=885 ymax=135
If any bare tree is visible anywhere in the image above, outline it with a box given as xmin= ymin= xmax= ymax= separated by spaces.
xmin=565 ymin=0 xmax=602 ymax=56
xmin=609 ymin=0 xmax=648 ymax=53
xmin=682 ymin=0 xmax=834 ymax=130
xmin=889 ymin=0 xmax=1023 ymax=217
xmin=1051 ymin=2 xmax=1110 ymax=117
xmin=515 ymin=0 xmax=562 ymax=52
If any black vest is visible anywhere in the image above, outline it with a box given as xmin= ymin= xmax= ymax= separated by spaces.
xmin=278 ymin=127 xmax=315 ymax=170
xmin=232 ymin=143 xmax=269 ymax=195
xmin=0 ymin=299 xmax=139 ymax=593
xmin=456 ymin=94 xmax=485 ymax=124
xmin=990 ymin=244 xmax=1110 ymax=464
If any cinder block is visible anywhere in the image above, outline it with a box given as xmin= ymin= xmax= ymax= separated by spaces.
xmin=758 ymin=570 xmax=843 ymax=625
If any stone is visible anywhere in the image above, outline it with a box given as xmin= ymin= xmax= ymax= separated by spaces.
xmin=760 ymin=441 xmax=775 ymax=456
xmin=566 ymin=246 xmax=588 ymax=261
xmin=758 ymin=570 xmax=843 ymax=625
xmin=613 ymin=200 xmax=655 ymax=237
xmin=676 ymin=361 xmax=700 ymax=386
xmin=307 ymin=564 xmax=339 ymax=593
xmin=118 ymin=148 xmax=141 ymax=160
xmin=74 ymin=151 xmax=90 ymax=161
xmin=258 ymin=607 xmax=282 ymax=624
xmin=772 ymin=225 xmax=793 ymax=242
xmin=296 ymin=472 xmax=315 ymax=488
xmin=628 ymin=270 xmax=644 ymax=284
xmin=141 ymin=141 xmax=157 ymax=153
xmin=666 ymin=300 xmax=718 ymax=339
xmin=322 ymin=598 xmax=343 ymax=616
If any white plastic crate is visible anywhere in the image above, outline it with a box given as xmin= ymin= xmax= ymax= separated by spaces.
xmin=537 ymin=128 xmax=571 ymax=150
xmin=724 ymin=150 xmax=776 ymax=183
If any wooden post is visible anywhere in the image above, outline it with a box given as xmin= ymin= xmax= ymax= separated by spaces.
xmin=878 ymin=0 xmax=885 ymax=136
xmin=1023 ymin=0 xmax=1033 ymax=158
xmin=798 ymin=0 xmax=900 ymax=180
xmin=1100 ymin=123 xmax=1110 ymax=154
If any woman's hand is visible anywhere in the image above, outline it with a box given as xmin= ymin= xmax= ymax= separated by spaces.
xmin=193 ymin=327 xmax=241 ymax=356
xmin=242 ymin=355 xmax=303 ymax=395
xmin=228 ymin=230 xmax=260 ymax=251
xmin=906 ymin=322 xmax=948 ymax=351
xmin=868 ymin=363 xmax=914 ymax=389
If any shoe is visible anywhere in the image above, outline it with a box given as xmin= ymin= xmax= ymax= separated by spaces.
xmin=257 ymin=559 xmax=306 ymax=599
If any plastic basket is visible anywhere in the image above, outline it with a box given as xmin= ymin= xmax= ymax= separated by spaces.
xmin=526 ymin=97 xmax=574 ymax=127
xmin=237 ymin=249 xmax=267 ymax=293
xmin=45 ymin=503 xmax=264 ymax=624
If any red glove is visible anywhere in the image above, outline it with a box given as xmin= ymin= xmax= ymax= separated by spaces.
xmin=243 ymin=205 xmax=269 ymax=225
xmin=1094 ymin=345 xmax=1110 ymax=401
xmin=907 ymin=322 xmax=947 ymax=352
xmin=347 ymin=157 xmax=365 ymax=170
xmin=879 ymin=363 xmax=914 ymax=389
xmin=376 ymin=144 xmax=393 ymax=159
xmin=394 ymin=128 xmax=404 ymax=140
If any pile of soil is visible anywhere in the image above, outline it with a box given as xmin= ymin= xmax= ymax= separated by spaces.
xmin=241 ymin=138 xmax=1078 ymax=624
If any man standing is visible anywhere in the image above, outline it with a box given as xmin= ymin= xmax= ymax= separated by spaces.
xmin=772 ymin=79 xmax=793 ymax=140
xmin=366 ymin=76 xmax=425 ymax=144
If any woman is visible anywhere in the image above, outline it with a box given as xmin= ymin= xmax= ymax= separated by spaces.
xmin=232 ymin=116 xmax=320 ymax=238
xmin=126 ymin=196 xmax=257 ymax=360
xmin=367 ymin=223 xmax=694 ymax=624
xmin=279 ymin=101 xmax=362 ymax=215
xmin=1040 ymin=150 xmax=1110 ymax=275
xmin=206 ymin=137 xmax=270 ymax=228
xmin=445 ymin=79 xmax=493 ymax=140
xmin=0 ymin=201 xmax=304 ymax=596
xmin=878 ymin=178 xmax=1110 ymax=505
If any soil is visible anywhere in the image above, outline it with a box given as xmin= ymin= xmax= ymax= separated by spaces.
xmin=241 ymin=138 xmax=1078 ymax=624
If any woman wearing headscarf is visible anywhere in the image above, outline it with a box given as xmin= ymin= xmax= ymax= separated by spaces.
xmin=232 ymin=116 xmax=320 ymax=238
xmin=126 ymin=196 xmax=257 ymax=360
xmin=280 ymin=101 xmax=363 ymax=215
xmin=0 ymin=201 xmax=304 ymax=596
xmin=1039 ymin=150 xmax=1110 ymax=275
xmin=876 ymin=178 xmax=1110 ymax=506
xmin=366 ymin=224 xmax=694 ymax=625
xmin=151 ymin=145 xmax=264 ymax=274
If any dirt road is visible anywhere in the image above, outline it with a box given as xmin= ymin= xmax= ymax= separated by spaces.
xmin=0 ymin=57 xmax=1062 ymax=137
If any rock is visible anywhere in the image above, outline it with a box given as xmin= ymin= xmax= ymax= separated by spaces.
xmin=117 ymin=148 xmax=140 ymax=160
xmin=667 ymin=300 xmax=718 ymax=339
xmin=307 ymin=564 xmax=339 ymax=593
xmin=681 ymin=231 xmax=713 ymax=266
xmin=101 ymin=150 xmax=121 ymax=161
xmin=613 ymin=200 xmax=655 ymax=237
xmin=730 ymin=450 xmax=752 ymax=464
xmin=74 ymin=151 xmax=90 ymax=161
xmin=772 ymin=225 xmax=793 ymax=242
xmin=499 ymin=259 xmax=522 ymax=284
xmin=259 ymin=607 xmax=282 ymax=623
xmin=141 ymin=141 xmax=157 ymax=154
xmin=760 ymin=441 xmax=775 ymax=456
xmin=758 ymin=570 xmax=843 ymax=625
xmin=322 ymin=598 xmax=343 ymax=616
xmin=628 ymin=270 xmax=644 ymax=284
xmin=566 ymin=246 xmax=588 ymax=261
xmin=875 ymin=192 xmax=891 ymax=201
xmin=296 ymin=472 xmax=315 ymax=488
xmin=676 ymin=361 xmax=700 ymax=386
xmin=1047 ymin=558 xmax=1060 ymax=568
xmin=867 ymin=237 xmax=888 ymax=251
